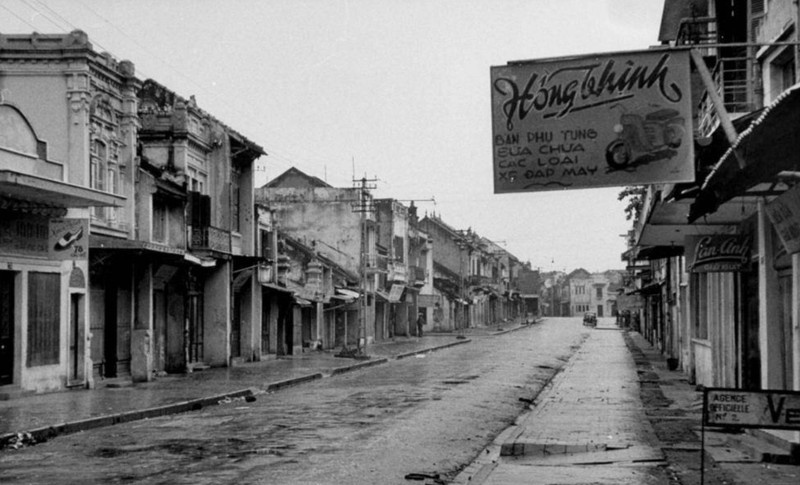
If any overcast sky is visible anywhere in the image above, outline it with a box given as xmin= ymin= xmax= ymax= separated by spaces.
xmin=0 ymin=0 xmax=665 ymax=272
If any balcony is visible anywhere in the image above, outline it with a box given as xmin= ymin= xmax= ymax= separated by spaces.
xmin=469 ymin=275 xmax=490 ymax=287
xmin=409 ymin=265 xmax=426 ymax=287
xmin=676 ymin=17 xmax=759 ymax=137
xmin=388 ymin=264 xmax=406 ymax=283
xmin=189 ymin=225 xmax=230 ymax=253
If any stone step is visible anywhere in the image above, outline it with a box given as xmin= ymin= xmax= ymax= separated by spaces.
xmin=0 ymin=385 xmax=35 ymax=401
xmin=740 ymin=430 xmax=799 ymax=464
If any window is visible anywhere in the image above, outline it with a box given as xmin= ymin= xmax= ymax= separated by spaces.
xmin=27 ymin=272 xmax=60 ymax=366
xmin=187 ymin=166 xmax=207 ymax=194
xmin=260 ymin=229 xmax=273 ymax=259
xmin=770 ymin=48 xmax=796 ymax=101
xmin=596 ymin=287 xmax=603 ymax=298
xmin=231 ymin=169 xmax=241 ymax=233
xmin=90 ymin=138 xmax=122 ymax=223
xmin=153 ymin=198 xmax=167 ymax=243
xmin=393 ymin=235 xmax=404 ymax=262
xmin=107 ymin=166 xmax=119 ymax=221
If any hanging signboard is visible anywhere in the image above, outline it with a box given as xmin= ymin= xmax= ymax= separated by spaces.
xmin=388 ymin=284 xmax=405 ymax=302
xmin=765 ymin=184 xmax=800 ymax=254
xmin=418 ymin=294 xmax=441 ymax=307
xmin=49 ymin=218 xmax=88 ymax=260
xmin=704 ymin=388 xmax=800 ymax=430
xmin=689 ymin=235 xmax=750 ymax=273
xmin=0 ymin=215 xmax=88 ymax=260
xmin=616 ymin=294 xmax=644 ymax=311
xmin=491 ymin=49 xmax=694 ymax=193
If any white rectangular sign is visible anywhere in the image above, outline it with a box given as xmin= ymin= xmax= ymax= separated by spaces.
xmin=704 ymin=388 xmax=800 ymax=430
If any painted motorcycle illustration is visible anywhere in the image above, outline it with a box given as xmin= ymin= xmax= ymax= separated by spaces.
xmin=605 ymin=106 xmax=686 ymax=171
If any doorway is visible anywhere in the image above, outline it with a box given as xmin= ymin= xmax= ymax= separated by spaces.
xmin=187 ymin=292 xmax=204 ymax=363
xmin=103 ymin=277 xmax=118 ymax=378
xmin=0 ymin=271 xmax=14 ymax=386
xmin=739 ymin=262 xmax=760 ymax=389
xmin=69 ymin=293 xmax=83 ymax=382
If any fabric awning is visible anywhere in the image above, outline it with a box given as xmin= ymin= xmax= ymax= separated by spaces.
xmin=260 ymin=282 xmax=294 ymax=294
xmin=635 ymin=245 xmax=684 ymax=260
xmin=335 ymin=288 xmax=361 ymax=299
xmin=294 ymin=297 xmax=312 ymax=306
xmin=689 ymin=84 xmax=800 ymax=222
xmin=185 ymin=252 xmax=216 ymax=267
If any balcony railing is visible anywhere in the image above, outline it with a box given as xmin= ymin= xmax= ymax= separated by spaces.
xmin=676 ymin=17 xmax=758 ymax=137
xmin=409 ymin=265 xmax=426 ymax=287
xmin=190 ymin=225 xmax=230 ymax=253
xmin=469 ymin=275 xmax=491 ymax=286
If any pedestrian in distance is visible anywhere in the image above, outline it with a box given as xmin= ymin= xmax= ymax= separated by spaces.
xmin=416 ymin=313 xmax=425 ymax=337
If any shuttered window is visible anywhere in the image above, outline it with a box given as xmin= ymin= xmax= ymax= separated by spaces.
xmin=27 ymin=272 xmax=60 ymax=366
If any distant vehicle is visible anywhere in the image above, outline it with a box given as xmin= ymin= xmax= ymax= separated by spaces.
xmin=583 ymin=312 xmax=597 ymax=327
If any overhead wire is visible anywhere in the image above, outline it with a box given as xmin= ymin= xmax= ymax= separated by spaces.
xmin=8 ymin=0 xmax=355 ymax=185
xmin=1 ymin=2 xmax=40 ymax=30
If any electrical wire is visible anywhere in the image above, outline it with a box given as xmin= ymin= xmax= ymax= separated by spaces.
xmin=5 ymin=0 xmax=354 ymax=184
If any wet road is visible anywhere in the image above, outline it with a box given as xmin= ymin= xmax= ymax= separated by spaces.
xmin=0 ymin=320 xmax=584 ymax=485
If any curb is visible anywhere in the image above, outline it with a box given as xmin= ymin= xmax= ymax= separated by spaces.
xmin=395 ymin=339 xmax=472 ymax=360
xmin=0 ymin=387 xmax=255 ymax=450
xmin=330 ymin=358 xmax=389 ymax=375
xmin=264 ymin=372 xmax=324 ymax=392
xmin=0 ymin=339 xmax=484 ymax=450
xmin=452 ymin=343 xmax=575 ymax=484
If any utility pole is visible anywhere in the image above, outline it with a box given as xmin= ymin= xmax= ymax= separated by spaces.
xmin=352 ymin=176 xmax=377 ymax=357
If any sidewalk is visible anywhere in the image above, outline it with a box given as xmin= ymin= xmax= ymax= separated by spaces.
xmin=454 ymin=323 xmax=800 ymax=485
xmin=625 ymin=330 xmax=800 ymax=485
xmin=454 ymin=321 xmax=666 ymax=485
xmin=0 ymin=320 xmax=534 ymax=450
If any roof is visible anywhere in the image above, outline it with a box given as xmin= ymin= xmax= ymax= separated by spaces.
xmin=138 ymin=79 xmax=265 ymax=158
xmin=261 ymin=167 xmax=332 ymax=189
xmin=658 ymin=0 xmax=708 ymax=43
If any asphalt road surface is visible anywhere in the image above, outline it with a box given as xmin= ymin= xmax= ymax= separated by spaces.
xmin=0 ymin=319 xmax=586 ymax=485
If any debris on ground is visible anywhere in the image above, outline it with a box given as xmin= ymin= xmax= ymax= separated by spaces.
xmin=4 ymin=432 xmax=37 ymax=450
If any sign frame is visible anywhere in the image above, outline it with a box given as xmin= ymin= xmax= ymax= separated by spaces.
xmin=702 ymin=387 xmax=800 ymax=431
xmin=491 ymin=48 xmax=694 ymax=193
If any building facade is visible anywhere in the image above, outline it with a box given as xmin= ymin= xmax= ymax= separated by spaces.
xmin=0 ymin=31 xmax=132 ymax=394
xmin=0 ymin=30 xmax=265 ymax=396
xmin=627 ymin=0 xmax=800 ymax=455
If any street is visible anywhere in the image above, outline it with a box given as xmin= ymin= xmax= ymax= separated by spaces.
xmin=1 ymin=319 xmax=586 ymax=484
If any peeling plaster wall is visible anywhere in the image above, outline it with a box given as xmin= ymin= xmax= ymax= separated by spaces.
xmin=257 ymin=187 xmax=366 ymax=276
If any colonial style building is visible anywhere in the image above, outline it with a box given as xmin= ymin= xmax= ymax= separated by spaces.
xmin=0 ymin=31 xmax=134 ymax=394
xmin=256 ymin=167 xmax=375 ymax=350
xmin=0 ymin=30 xmax=264 ymax=396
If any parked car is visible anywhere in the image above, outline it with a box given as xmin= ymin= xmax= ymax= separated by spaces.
xmin=583 ymin=312 xmax=597 ymax=327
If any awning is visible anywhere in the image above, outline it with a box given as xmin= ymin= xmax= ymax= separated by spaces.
xmin=185 ymin=252 xmax=216 ymax=267
xmin=335 ymin=288 xmax=361 ymax=299
xmin=635 ymin=245 xmax=684 ymax=260
xmin=89 ymin=235 xmax=186 ymax=267
xmin=261 ymin=282 xmax=294 ymax=294
xmin=689 ymin=84 xmax=800 ymax=222
xmin=0 ymin=170 xmax=125 ymax=208
xmin=633 ymin=282 xmax=662 ymax=296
